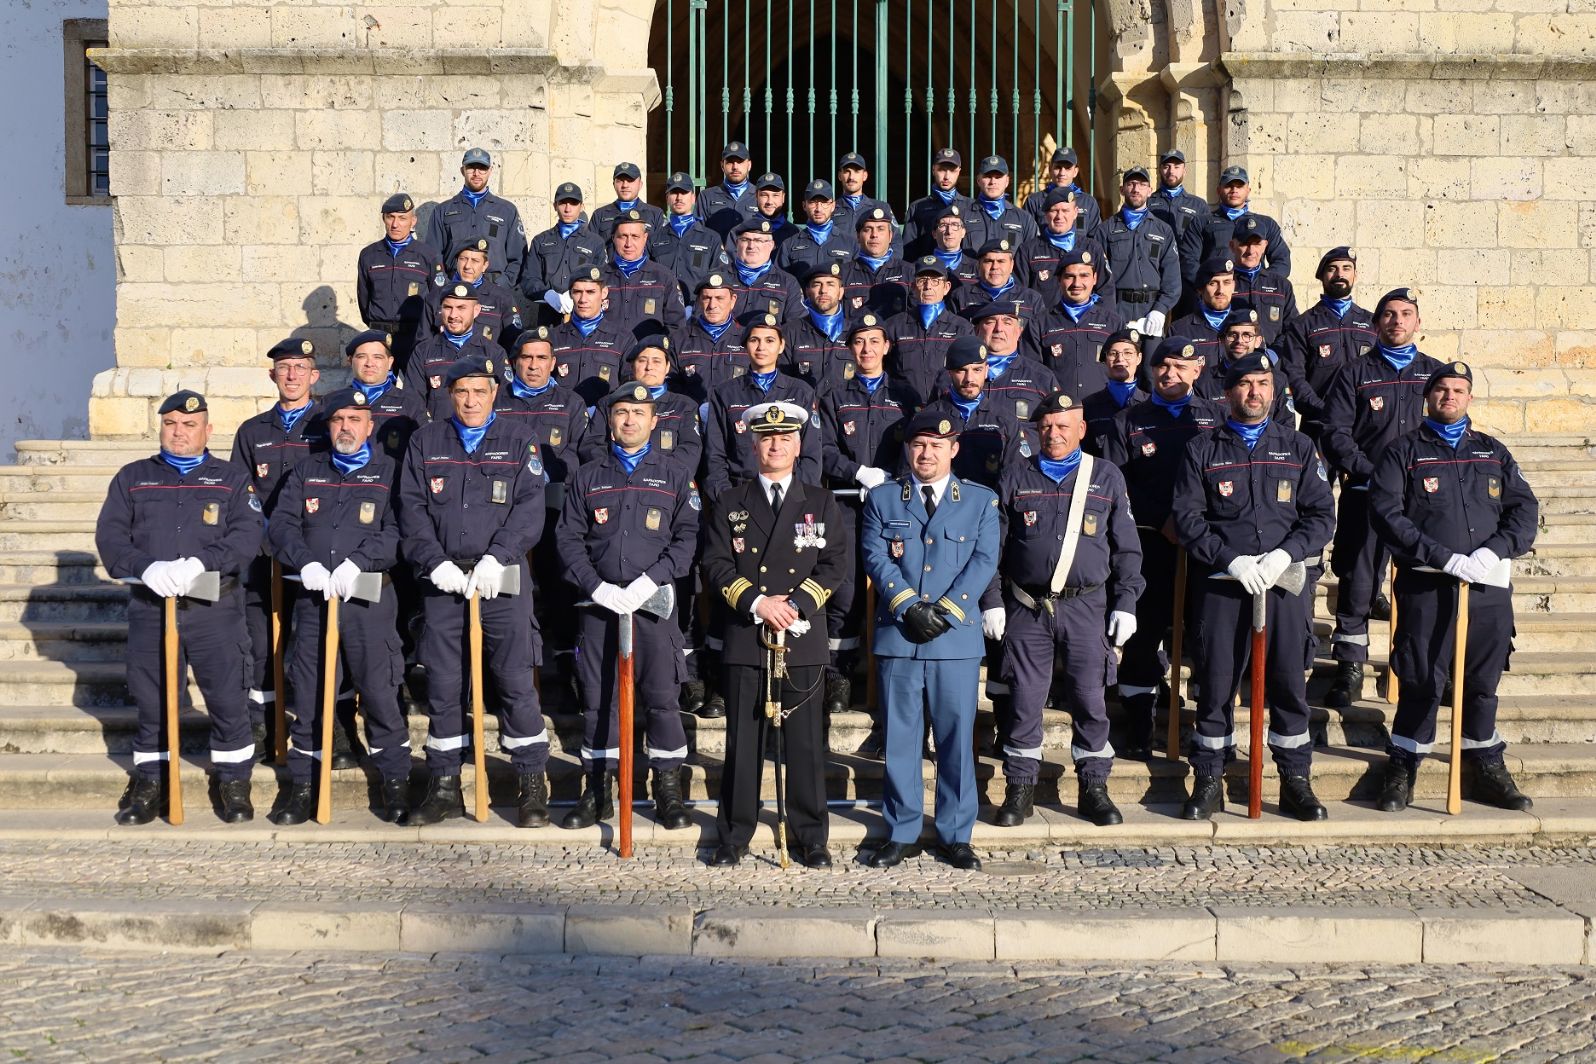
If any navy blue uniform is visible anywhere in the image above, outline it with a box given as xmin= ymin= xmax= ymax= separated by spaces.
xmin=579 ymin=388 xmax=702 ymax=475
xmin=702 ymin=375 xmax=823 ymax=501
xmin=1277 ymin=299 xmax=1377 ymax=441
xmin=1193 ymin=356 xmax=1294 ymax=422
xmin=356 ymin=236 xmax=444 ymax=362
xmin=995 ymin=456 xmax=1144 ymax=786
xmin=964 ymin=200 xmax=1038 ymax=252
xmin=916 ymin=393 xmax=1029 ymax=489
xmin=96 ymin=454 xmax=263 ymax=781
xmin=652 ymin=217 xmax=732 ymax=298
xmin=1179 ymin=207 xmax=1292 ymax=292
xmin=936 ymin=354 xmax=1056 ymax=427
xmin=780 ymin=311 xmax=852 ymax=391
xmin=405 ymin=331 xmax=501 ymax=421
xmin=1148 ymin=187 xmax=1209 ymax=246
xmin=1321 ymin=350 xmax=1445 ymax=666
xmin=1081 ymin=385 xmax=1145 ymax=457
xmin=557 ymin=448 xmax=699 ymax=771
xmin=520 ymin=221 xmax=605 ymax=322
xmin=426 ymin=189 xmax=527 ymax=288
xmin=1022 ymin=184 xmax=1101 ymax=233
xmin=696 ymin=183 xmax=762 ymax=239
xmin=1089 ymin=210 xmax=1181 ymax=320
xmin=903 ymin=192 xmax=979 ymax=258
xmin=1016 ymin=232 xmax=1112 ymax=298
xmin=947 ymin=282 xmax=1049 ymax=362
xmin=267 ymin=452 xmax=411 ymax=785
xmin=361 ymin=377 xmax=429 ymax=462
xmin=548 ymin=315 xmax=630 ymax=407
xmin=885 ymin=304 xmax=974 ymax=402
xmin=601 ymin=259 xmax=687 ymax=332
xmin=730 ymin=262 xmax=806 ymax=323
xmin=1039 ymin=298 xmax=1126 ymax=401
xmin=1233 ymin=267 xmax=1298 ymax=347
xmin=1370 ymin=424 xmax=1538 ymax=767
xmin=779 ymin=225 xmax=857 ymax=275
xmin=396 ymin=418 xmax=550 ymax=777
xmin=669 ymin=319 xmax=750 ymax=404
xmin=417 ymin=278 xmax=522 ymax=352
xmin=1171 ymin=419 xmax=1335 ymax=776
xmin=589 ymin=200 xmax=665 ymax=242
xmin=1165 ymin=309 xmax=1228 ymax=374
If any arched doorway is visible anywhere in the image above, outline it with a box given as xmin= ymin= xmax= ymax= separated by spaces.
xmin=646 ymin=0 xmax=1095 ymax=216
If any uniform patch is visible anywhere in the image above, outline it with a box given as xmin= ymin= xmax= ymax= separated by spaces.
xmin=305 ymin=497 xmax=320 ymax=515
xmin=1369 ymin=395 xmax=1384 ymax=411
xmin=1318 ymin=344 xmax=1332 ymax=358
xmin=1488 ymin=476 xmax=1501 ymax=498
xmin=1051 ymin=343 xmax=1063 ymax=358
xmin=594 ymin=507 xmax=610 ymax=524
xmin=1037 ymin=269 xmax=1051 ymax=281
xmin=1276 ymin=479 xmax=1292 ymax=503
xmin=557 ymin=363 xmax=570 ymax=376
xmin=202 ymin=502 xmax=220 ymax=526
xmin=643 ymin=298 xmax=657 ymax=316
xmin=889 ymin=539 xmax=904 ymax=559
xmin=732 ymin=536 xmax=745 ymax=553
xmin=645 ymin=507 xmax=662 ymax=530
xmin=843 ymin=420 xmax=857 ymax=436
xmin=548 ymin=427 xmax=562 ymax=447
xmin=409 ymin=282 xmax=420 ymax=297
xmin=844 ymin=363 xmax=856 ymax=380
xmin=255 ymin=462 xmax=269 ymax=479
xmin=429 ymin=476 xmax=446 ymax=495
xmin=1083 ymin=513 xmax=1098 ymax=537
xmin=1141 ymin=440 xmax=1156 ymax=456
xmin=660 ymin=430 xmax=675 ymax=450
xmin=1423 ymin=476 xmax=1439 ymax=493
xmin=430 ymin=376 xmax=442 ymax=390
xmin=1269 ymin=306 xmax=1281 ymax=321
xmin=1218 ymin=480 xmax=1234 ymax=497
xmin=684 ymin=364 xmax=698 ymax=376
xmin=1016 ymin=400 xmax=1030 ymax=420
xmin=248 ymin=495 xmax=262 ymax=513
xmin=599 ymin=365 xmax=612 ymax=381
xmin=734 ymin=420 xmax=747 ymax=434
xmin=1023 ymin=510 xmax=1038 ymax=527
xmin=358 ymin=500 xmax=376 ymax=525
xmin=732 ymin=366 xmax=746 ymax=377
xmin=491 ymin=479 xmax=508 ymax=504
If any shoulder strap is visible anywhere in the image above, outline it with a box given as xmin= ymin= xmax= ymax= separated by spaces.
xmin=1048 ymin=453 xmax=1095 ymax=596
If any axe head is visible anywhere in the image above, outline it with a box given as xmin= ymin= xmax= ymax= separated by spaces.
xmin=350 ymin=571 xmax=385 ymax=603
xmin=184 ymin=571 xmax=222 ymax=603
xmin=637 ymin=583 xmax=676 ymax=620
xmin=1273 ymin=561 xmax=1308 ymax=596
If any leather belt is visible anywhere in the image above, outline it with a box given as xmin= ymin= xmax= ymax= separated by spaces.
xmin=1010 ymin=581 xmax=1102 ymax=611
xmin=1117 ymin=290 xmax=1154 ymax=304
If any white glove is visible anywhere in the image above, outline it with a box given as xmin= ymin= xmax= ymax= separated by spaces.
xmin=139 ymin=560 xmax=178 ymax=598
xmin=1443 ymin=553 xmax=1471 ymax=581
xmin=591 ymin=581 xmax=629 ymax=614
xmin=1141 ymin=310 xmax=1166 ymax=337
xmin=1465 ymin=546 xmax=1501 ymax=584
xmin=619 ymin=575 xmax=660 ymax=614
xmin=329 ymin=558 xmax=362 ymax=602
xmin=1107 ymin=610 xmax=1138 ymax=647
xmin=855 ymin=466 xmax=889 ymax=490
xmin=982 ymin=607 xmax=1007 ymax=641
xmin=1255 ymin=548 xmax=1291 ymax=589
xmin=429 ymin=561 xmax=470 ymax=597
xmin=543 ymin=290 xmax=574 ymax=315
xmin=1227 ymin=554 xmax=1269 ymax=596
xmin=170 ymin=557 xmax=206 ymax=594
xmin=299 ymin=561 xmax=332 ymax=594
xmin=466 ymin=555 xmax=507 ymax=600
xmin=1124 ymin=317 xmax=1146 ymax=333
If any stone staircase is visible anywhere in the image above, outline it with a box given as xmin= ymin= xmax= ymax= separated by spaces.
xmin=2 ymin=434 xmax=1596 ymax=823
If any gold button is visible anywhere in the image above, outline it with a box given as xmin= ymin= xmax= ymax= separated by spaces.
xmin=752 ymin=547 xmax=759 ymax=553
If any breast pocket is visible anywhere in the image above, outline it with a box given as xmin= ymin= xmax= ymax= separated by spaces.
xmin=423 ymin=472 xmax=456 ymax=504
xmin=1207 ymin=472 xmax=1245 ymax=517
xmin=1081 ymin=498 xmax=1109 ymax=538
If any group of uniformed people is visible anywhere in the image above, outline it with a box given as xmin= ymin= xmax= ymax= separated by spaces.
xmin=94 ymin=140 xmax=1539 ymax=867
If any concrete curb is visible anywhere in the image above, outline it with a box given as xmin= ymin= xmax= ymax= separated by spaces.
xmin=0 ymin=897 xmax=1588 ymax=965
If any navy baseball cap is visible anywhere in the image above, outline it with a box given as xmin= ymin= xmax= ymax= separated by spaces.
xmin=1220 ymin=165 xmax=1249 ymax=185
xmin=461 ymin=147 xmax=492 ymax=168
xmin=755 ymin=172 xmax=785 ymax=191
xmin=933 ymin=147 xmax=962 ymax=168
xmin=1050 ymin=146 xmax=1079 ymax=166
xmin=978 ymin=155 xmax=1009 ymax=176
xmin=554 ymin=182 xmax=583 ymax=202
xmin=1122 ymin=164 xmax=1151 ymax=183
xmin=664 ymin=172 xmax=694 ymax=193
xmin=838 ymin=152 xmax=868 ymax=170
xmin=722 ymin=141 xmax=751 ymax=160
xmin=613 ymin=162 xmax=641 ymax=180
xmin=804 ymin=179 xmax=834 ymax=201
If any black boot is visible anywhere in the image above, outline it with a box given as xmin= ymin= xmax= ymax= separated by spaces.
xmin=1376 ymin=759 xmax=1416 ymax=813
xmin=561 ymin=769 xmax=616 ymax=829
xmin=1465 ymin=759 xmax=1533 ymax=811
xmin=1078 ymin=781 xmax=1124 ymax=826
xmin=823 ymin=671 xmax=851 ymax=716
xmin=516 ymin=772 xmax=549 ymax=828
xmin=699 ymin=692 xmax=726 ymax=719
xmin=993 ymin=782 xmax=1035 ymax=826
xmin=253 ymin=717 xmax=273 ymax=763
xmin=1181 ymin=775 xmax=1224 ymax=820
xmin=1280 ymin=774 xmax=1328 ymax=821
xmin=680 ymin=679 xmax=706 ymax=716
xmin=115 ymin=775 xmax=162 ymax=826
xmin=653 ymin=767 xmax=691 ymax=830
xmin=267 ymin=781 xmax=314 ymax=825
xmin=1325 ymin=661 xmax=1362 ymax=709
xmin=380 ymin=777 xmax=411 ymax=825
xmin=1370 ymin=592 xmax=1392 ymax=622
xmin=856 ymin=726 xmax=885 ymax=760
xmin=218 ymin=778 xmax=254 ymax=823
xmin=1120 ymin=693 xmax=1157 ymax=761
xmin=410 ymin=775 xmax=464 ymax=825
xmin=330 ymin=706 xmax=360 ymax=770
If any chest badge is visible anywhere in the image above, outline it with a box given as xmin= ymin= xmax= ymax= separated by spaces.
xmin=1276 ymin=480 xmax=1292 ymax=503
xmin=1141 ymin=440 xmax=1156 ymax=456
xmin=1423 ymin=476 xmax=1439 ymax=494
xmin=1218 ymin=480 xmax=1234 ymax=497
xmin=1023 ymin=510 xmax=1038 ymax=527
xmin=358 ymin=500 xmax=376 ymax=525
xmin=843 ymin=362 xmax=856 ymax=380
xmin=548 ymin=427 xmax=562 ymax=447
xmin=1083 ymin=513 xmax=1098 ymax=537
xmin=255 ymin=462 xmax=270 ymax=479
xmin=645 ymin=507 xmax=662 ymax=530
xmin=594 ymin=506 xmax=610 ymax=524
xmin=1369 ymin=395 xmax=1385 ymax=411
xmin=490 ymin=479 xmax=509 ymax=504
xmin=1318 ymin=344 xmax=1332 ymax=358
xmin=843 ymin=420 xmax=857 ymax=436
xmin=202 ymin=502 xmax=220 ymax=526
xmin=1037 ymin=269 xmax=1051 ymax=281
xmin=660 ymin=430 xmax=675 ymax=450
xmin=1488 ymin=476 xmax=1501 ymax=498
xmin=732 ymin=536 xmax=746 ymax=554
xmin=429 ymin=477 xmax=446 ymax=495
xmin=557 ymin=363 xmax=570 ymax=377
xmin=305 ymin=497 xmax=320 ymax=514
xmin=889 ymin=538 xmax=904 ymax=559
xmin=734 ymin=420 xmax=747 ymax=434
xmin=643 ymin=298 xmax=657 ymax=316
xmin=408 ymin=281 xmax=420 ymax=297
xmin=599 ymin=365 xmax=612 ymax=381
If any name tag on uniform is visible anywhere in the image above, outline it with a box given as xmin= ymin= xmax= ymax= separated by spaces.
xmin=644 ymin=298 xmax=657 ymax=316
xmin=202 ymin=502 xmax=220 ymax=525
xmin=1083 ymin=513 xmax=1098 ymax=537
xmin=645 ymin=508 xmax=662 ymax=530
xmin=660 ymin=430 xmax=675 ymax=450
xmin=1277 ymin=480 xmax=1292 ymax=503
xmin=359 ymin=500 xmax=377 ymax=525
xmin=491 ymin=479 xmax=509 ymax=504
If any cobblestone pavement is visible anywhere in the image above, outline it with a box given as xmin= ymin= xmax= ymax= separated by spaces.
xmin=2 ymin=839 xmax=1591 ymax=912
xmin=1 ymin=949 xmax=1594 ymax=1062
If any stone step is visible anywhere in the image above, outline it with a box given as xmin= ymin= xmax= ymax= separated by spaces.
xmin=1315 ymin=574 xmax=1596 ymax=614
xmin=0 ymin=585 xmax=128 ymax=624
xmin=0 ymin=524 xmax=99 ymax=553
xmin=0 ymin=493 xmax=107 ymax=522
xmin=0 ymin=553 xmax=109 ymax=586
xmin=11 ymin=439 xmax=236 ymax=466
xmin=0 ymin=466 xmax=121 ymax=494
xmin=0 ymin=623 xmax=130 ymax=662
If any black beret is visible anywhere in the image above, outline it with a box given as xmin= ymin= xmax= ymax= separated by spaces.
xmin=604 ymin=381 xmax=657 ymax=409
xmin=344 ymin=329 xmax=391 ymax=358
xmin=969 ymin=299 xmax=1027 ymax=323
xmin=1221 ymin=305 xmax=1261 ymax=333
xmin=1032 ymin=390 xmax=1079 ymax=421
xmin=444 ymin=355 xmax=502 ymax=388
xmin=1150 ymin=336 xmax=1202 ymax=366
xmin=268 ymin=337 xmax=316 ymax=360
xmin=905 ymin=407 xmax=960 ymax=438
xmin=1317 ymin=246 xmax=1357 ymax=274
xmin=694 ymin=272 xmax=732 ymax=293
xmin=845 ymin=313 xmax=889 ymax=341
xmin=319 ymin=387 xmax=370 ymax=415
xmin=731 ymin=217 xmax=776 ymax=237
xmin=515 ymin=325 xmax=555 ymax=351
xmin=380 ymin=192 xmax=414 ymax=214
xmin=158 ymin=390 xmax=207 ymax=416
xmin=1221 ymin=352 xmax=1272 ymax=389
xmin=571 ymin=266 xmax=604 ymax=285
xmin=1042 ymin=186 xmax=1077 ymax=209
xmin=1375 ymin=287 xmax=1420 ymax=318
xmin=1056 ymin=247 xmax=1098 ymax=270
xmin=977 ymin=237 xmax=1016 ymax=258
xmin=1425 ymin=361 xmax=1472 ymax=391
xmin=439 ymin=281 xmax=480 ymax=302
xmin=455 ymin=237 xmax=491 ymax=257
xmin=853 ymin=205 xmax=893 ymax=230
xmin=739 ymin=310 xmax=783 ymax=336
xmin=623 ymin=334 xmax=672 ymax=363
xmin=1103 ymin=328 xmax=1144 ymax=355
xmin=1195 ymin=255 xmax=1235 ymax=285
xmin=944 ymin=335 xmax=988 ymax=369
xmin=800 ymin=260 xmax=845 ymax=284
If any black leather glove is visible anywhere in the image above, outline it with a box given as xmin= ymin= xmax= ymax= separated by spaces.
xmin=902 ymin=601 xmax=953 ymax=644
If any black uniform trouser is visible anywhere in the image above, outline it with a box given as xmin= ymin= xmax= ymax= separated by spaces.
xmin=416 ymin=568 xmax=549 ymax=777
xmin=1189 ymin=577 xmax=1315 ymax=777
xmin=1330 ymin=487 xmax=1390 ymax=664
xmin=1388 ymin=573 xmax=1511 ymax=768
xmin=126 ymin=588 xmax=254 ymax=782
xmin=243 ymin=555 xmax=295 ymax=719
xmin=531 ymin=506 xmax=574 ymax=657
xmin=574 ymin=605 xmax=688 ymax=771
xmin=284 ymin=588 xmax=412 ymax=784
xmin=825 ymin=497 xmax=867 ymax=676
xmin=998 ymin=587 xmax=1116 ymax=786
xmin=1118 ymin=530 xmax=1186 ymax=742
xmin=717 ymin=662 xmax=827 ymax=850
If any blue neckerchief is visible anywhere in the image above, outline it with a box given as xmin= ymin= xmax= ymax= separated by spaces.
xmin=804 ymin=220 xmax=834 ymax=245
xmin=1161 ymin=185 xmax=1184 ymax=199
xmin=1045 ymin=229 xmax=1076 ymax=252
xmin=352 ymin=374 xmax=395 ymax=404
xmin=840 ymin=193 xmax=864 ymax=211
xmin=1120 ymin=205 xmax=1148 ymax=230
xmin=509 ymin=377 xmax=555 ymax=401
xmin=931 ymin=186 xmax=955 ymax=204
xmin=330 ymin=442 xmax=371 ymax=477
xmin=1226 ymin=416 xmax=1269 ymax=451
xmin=1378 ymin=343 xmax=1416 ymax=372
xmin=857 ymin=250 xmax=892 ymax=272
xmin=985 ymin=354 xmax=1016 ymax=380
xmin=734 ymin=257 xmax=771 ymax=286
xmin=859 ymin=373 xmax=883 ymax=396
xmin=1038 ymin=447 xmax=1083 ymax=483
xmin=1237 ymin=264 xmax=1260 ymax=282
xmin=723 ymin=179 xmax=749 ymax=200
xmin=276 ymin=401 xmax=313 ymax=434
xmin=1425 ymin=416 xmax=1469 ymax=449
xmin=917 ymin=301 xmax=944 ymax=329
xmin=667 ymin=212 xmax=694 ymax=237
xmin=384 ymin=234 xmax=413 ymax=257
xmin=557 ymin=220 xmax=581 ymax=239
xmin=1223 ymin=203 xmax=1249 ymax=221
xmin=933 ymin=248 xmax=963 ymax=271
xmin=573 ymin=312 xmax=604 ymax=338
xmin=978 ymin=278 xmax=1017 ymax=301
xmin=444 ymin=328 xmax=473 ymax=350
xmin=158 ymin=449 xmax=205 ymax=476
xmin=612 ymin=251 xmax=647 ymax=278
xmin=646 ymin=384 xmax=667 ymax=400
xmin=1058 ymin=292 xmax=1099 ymax=323
xmin=698 ymin=316 xmax=733 ymax=343
xmin=760 ymin=212 xmax=788 ymax=231
xmin=1150 ymin=391 xmax=1192 ymax=418
xmin=461 ymin=187 xmax=487 ymax=208
xmin=750 ymin=369 xmax=778 ymax=392
xmin=1321 ymin=294 xmax=1353 ymax=318
xmin=809 ymin=305 xmax=845 ymax=341
xmin=450 ymin=412 xmax=496 ymax=454
xmin=1066 ymin=184 xmax=1086 ymax=201
xmin=1200 ymin=304 xmax=1229 ymax=332
xmin=614 ymin=198 xmax=638 ymax=213
xmin=1106 ymin=380 xmax=1138 ymax=407
xmin=978 ymin=195 xmax=1007 ymax=220
xmin=948 ymin=389 xmax=981 ymax=421
xmin=611 ymin=441 xmax=651 ymax=475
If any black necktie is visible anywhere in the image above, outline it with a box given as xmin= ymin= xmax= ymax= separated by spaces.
xmin=770 ymin=483 xmax=784 ymax=514
xmin=922 ymin=484 xmax=937 ymax=518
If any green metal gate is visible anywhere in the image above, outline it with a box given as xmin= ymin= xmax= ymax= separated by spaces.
xmin=647 ymin=0 xmax=1092 ymax=216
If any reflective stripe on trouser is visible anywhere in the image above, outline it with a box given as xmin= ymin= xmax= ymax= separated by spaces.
xmin=878 ymin=655 xmax=982 ymax=845
xmin=1386 ymin=575 xmax=1512 ymax=768
xmin=1188 ymin=577 xmax=1315 ymax=777
xmin=574 ymin=605 xmax=689 ymax=769
xmin=125 ymin=588 xmax=254 ymax=781
xmin=284 ymin=589 xmax=413 ymax=783
xmin=998 ymin=585 xmax=1116 ymax=785
xmin=1328 ymin=489 xmax=1390 ymax=664
xmin=417 ymin=576 xmax=549 ymax=776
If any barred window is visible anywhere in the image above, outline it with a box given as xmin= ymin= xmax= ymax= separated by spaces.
xmin=63 ymin=19 xmax=109 ymax=204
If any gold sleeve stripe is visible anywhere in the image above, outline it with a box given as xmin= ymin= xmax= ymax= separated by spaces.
xmin=800 ymin=578 xmax=832 ymax=606
xmin=722 ymin=578 xmax=753 ymax=606
xmin=937 ymin=597 xmax=966 ymax=624
xmin=888 ymin=588 xmax=917 ymax=612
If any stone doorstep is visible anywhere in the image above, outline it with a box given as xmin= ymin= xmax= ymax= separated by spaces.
xmin=0 ymin=895 xmax=1586 ymax=965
